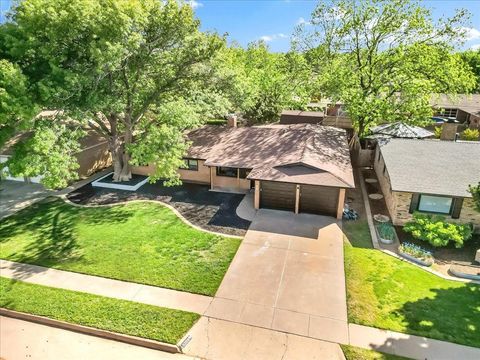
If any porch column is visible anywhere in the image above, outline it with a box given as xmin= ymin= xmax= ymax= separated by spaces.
xmin=337 ymin=188 xmax=346 ymax=219
xmin=210 ymin=167 xmax=215 ymax=190
xmin=295 ymin=185 xmax=300 ymax=214
xmin=254 ymin=180 xmax=260 ymax=209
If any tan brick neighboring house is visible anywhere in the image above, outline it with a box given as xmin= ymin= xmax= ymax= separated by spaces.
xmin=0 ymin=131 xmax=111 ymax=183
xmin=133 ymin=123 xmax=355 ymax=219
xmin=374 ymin=138 xmax=480 ymax=232
xmin=430 ymin=93 xmax=480 ymax=129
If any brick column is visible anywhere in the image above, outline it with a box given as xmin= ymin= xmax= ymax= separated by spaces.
xmin=337 ymin=189 xmax=346 ymax=219
xmin=295 ymin=185 xmax=300 ymax=214
xmin=254 ymin=180 xmax=260 ymax=209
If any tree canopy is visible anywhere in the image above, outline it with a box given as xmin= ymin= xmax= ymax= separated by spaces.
xmin=1 ymin=0 xmax=223 ymax=187
xmin=295 ymin=0 xmax=476 ymax=137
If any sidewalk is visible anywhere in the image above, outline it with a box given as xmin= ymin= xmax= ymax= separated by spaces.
xmin=0 ymin=259 xmax=212 ymax=314
xmin=1 ymin=316 xmax=194 ymax=360
xmin=350 ymin=324 xmax=480 ymax=360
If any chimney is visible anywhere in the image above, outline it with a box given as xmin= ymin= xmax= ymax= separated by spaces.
xmin=440 ymin=122 xmax=458 ymax=141
xmin=227 ymin=114 xmax=237 ymax=127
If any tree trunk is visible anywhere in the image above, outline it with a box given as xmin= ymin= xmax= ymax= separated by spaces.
xmin=111 ymin=126 xmax=132 ymax=182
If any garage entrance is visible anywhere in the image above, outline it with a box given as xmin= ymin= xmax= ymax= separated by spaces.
xmin=260 ymin=181 xmax=296 ymax=211
xmin=299 ymin=185 xmax=338 ymax=217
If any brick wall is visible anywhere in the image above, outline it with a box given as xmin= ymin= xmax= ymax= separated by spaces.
xmin=373 ymin=146 xmax=480 ymax=232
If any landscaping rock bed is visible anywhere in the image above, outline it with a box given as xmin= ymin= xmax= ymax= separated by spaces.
xmin=449 ymin=263 xmax=480 ymax=281
xmin=67 ymin=182 xmax=251 ymax=236
xmin=398 ymin=251 xmax=434 ymax=267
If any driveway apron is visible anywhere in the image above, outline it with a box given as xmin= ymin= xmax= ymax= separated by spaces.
xmin=205 ymin=209 xmax=348 ymax=344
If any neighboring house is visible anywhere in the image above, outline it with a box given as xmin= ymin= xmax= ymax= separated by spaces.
xmin=374 ymin=138 xmax=480 ymax=231
xmin=133 ymin=123 xmax=355 ymax=219
xmin=429 ymin=94 xmax=480 ymax=129
xmin=0 ymin=131 xmax=111 ymax=183
xmin=279 ymin=109 xmax=353 ymax=130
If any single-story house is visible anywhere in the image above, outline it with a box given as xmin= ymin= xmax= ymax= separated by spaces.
xmin=429 ymin=94 xmax=480 ymax=129
xmin=0 ymin=130 xmax=111 ymax=183
xmin=133 ymin=123 xmax=355 ymax=219
xmin=374 ymin=138 xmax=480 ymax=231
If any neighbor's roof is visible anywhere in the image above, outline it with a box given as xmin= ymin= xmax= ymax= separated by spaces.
xmin=430 ymin=94 xmax=480 ymax=115
xmin=379 ymin=139 xmax=480 ymax=198
xmin=186 ymin=124 xmax=355 ymax=188
xmin=369 ymin=122 xmax=434 ymax=139
xmin=0 ymin=130 xmax=107 ymax=156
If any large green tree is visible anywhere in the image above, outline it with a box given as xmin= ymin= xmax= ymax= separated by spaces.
xmin=295 ymin=0 xmax=476 ymax=137
xmin=0 ymin=0 xmax=222 ymax=187
xmin=0 ymin=59 xmax=37 ymax=146
xmin=216 ymin=42 xmax=312 ymax=124
xmin=460 ymin=49 xmax=480 ymax=93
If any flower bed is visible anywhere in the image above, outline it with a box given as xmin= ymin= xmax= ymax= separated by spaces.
xmin=399 ymin=242 xmax=434 ymax=267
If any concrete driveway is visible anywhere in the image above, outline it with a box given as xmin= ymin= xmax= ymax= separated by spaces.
xmin=0 ymin=180 xmax=52 ymax=219
xmin=205 ymin=209 xmax=348 ymax=344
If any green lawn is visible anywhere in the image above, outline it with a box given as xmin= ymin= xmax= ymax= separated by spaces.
xmin=0 ymin=198 xmax=241 ymax=296
xmin=0 ymin=277 xmax=199 ymax=344
xmin=341 ymin=345 xmax=409 ymax=360
xmin=342 ymin=220 xmax=480 ymax=348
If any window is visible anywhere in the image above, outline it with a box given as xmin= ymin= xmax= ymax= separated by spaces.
xmin=417 ymin=194 xmax=453 ymax=215
xmin=216 ymin=167 xmax=237 ymax=178
xmin=183 ymin=159 xmax=198 ymax=171
xmin=440 ymin=108 xmax=457 ymax=119
xmin=239 ymin=168 xmax=251 ymax=179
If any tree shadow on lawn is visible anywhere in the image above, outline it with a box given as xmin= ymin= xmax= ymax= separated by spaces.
xmin=0 ymin=197 xmax=137 ymax=276
xmin=392 ymin=285 xmax=480 ymax=348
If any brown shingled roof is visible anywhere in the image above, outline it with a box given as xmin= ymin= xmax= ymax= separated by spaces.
xmin=186 ymin=124 xmax=355 ymax=188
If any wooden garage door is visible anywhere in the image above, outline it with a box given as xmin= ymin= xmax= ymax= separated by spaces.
xmin=300 ymin=185 xmax=338 ymax=216
xmin=261 ymin=181 xmax=296 ymax=211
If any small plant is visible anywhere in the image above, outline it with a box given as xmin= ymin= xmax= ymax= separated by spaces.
xmin=377 ymin=222 xmax=396 ymax=241
xmin=399 ymin=242 xmax=433 ymax=262
xmin=434 ymin=126 xmax=442 ymax=139
xmin=403 ymin=213 xmax=473 ymax=248
xmin=468 ymin=182 xmax=480 ymax=213
xmin=461 ymin=128 xmax=480 ymax=141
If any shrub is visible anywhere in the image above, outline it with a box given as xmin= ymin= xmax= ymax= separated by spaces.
xmin=461 ymin=128 xmax=480 ymax=141
xmin=434 ymin=126 xmax=442 ymax=139
xmin=403 ymin=213 xmax=473 ymax=248
xmin=399 ymin=242 xmax=433 ymax=262
xmin=377 ymin=222 xmax=396 ymax=241
xmin=468 ymin=182 xmax=480 ymax=212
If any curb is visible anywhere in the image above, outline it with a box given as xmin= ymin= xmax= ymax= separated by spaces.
xmin=0 ymin=308 xmax=180 ymax=353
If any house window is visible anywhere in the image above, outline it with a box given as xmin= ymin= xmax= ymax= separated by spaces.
xmin=183 ymin=159 xmax=198 ymax=171
xmin=417 ymin=194 xmax=453 ymax=215
xmin=239 ymin=168 xmax=251 ymax=179
xmin=440 ymin=108 xmax=457 ymax=119
xmin=216 ymin=167 xmax=237 ymax=177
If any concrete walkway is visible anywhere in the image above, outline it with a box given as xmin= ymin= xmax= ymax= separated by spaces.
xmin=0 ymin=180 xmax=53 ymax=219
xmin=0 ymin=316 xmax=194 ymax=360
xmin=181 ymin=317 xmax=346 ymax=360
xmin=0 ymin=259 xmax=212 ymax=314
xmin=350 ymin=324 xmax=480 ymax=360
xmin=204 ymin=209 xmax=348 ymax=344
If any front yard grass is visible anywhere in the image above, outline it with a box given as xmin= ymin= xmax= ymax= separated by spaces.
xmin=0 ymin=197 xmax=241 ymax=296
xmin=0 ymin=277 xmax=199 ymax=344
xmin=343 ymin=220 xmax=480 ymax=348
xmin=341 ymin=345 xmax=408 ymax=360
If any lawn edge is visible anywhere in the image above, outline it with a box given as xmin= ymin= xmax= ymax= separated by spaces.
xmin=59 ymin=194 xmax=244 ymax=240
xmin=0 ymin=308 xmax=181 ymax=353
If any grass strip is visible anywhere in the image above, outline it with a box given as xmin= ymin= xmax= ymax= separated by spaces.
xmin=0 ymin=276 xmax=199 ymax=344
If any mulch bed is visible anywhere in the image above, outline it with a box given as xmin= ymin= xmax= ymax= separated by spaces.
xmin=94 ymin=173 xmax=148 ymax=186
xmin=67 ymin=182 xmax=251 ymax=236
